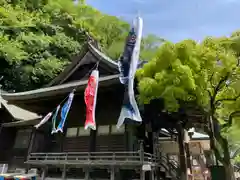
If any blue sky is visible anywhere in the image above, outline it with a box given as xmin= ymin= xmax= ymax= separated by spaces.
xmin=86 ymin=0 xmax=240 ymax=42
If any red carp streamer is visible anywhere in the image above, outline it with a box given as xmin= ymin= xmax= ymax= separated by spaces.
xmin=84 ymin=70 xmax=99 ymax=130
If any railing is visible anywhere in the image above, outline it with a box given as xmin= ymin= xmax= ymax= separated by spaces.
xmin=27 ymin=151 xmax=156 ymax=166
xmin=150 ymin=154 xmax=180 ymax=180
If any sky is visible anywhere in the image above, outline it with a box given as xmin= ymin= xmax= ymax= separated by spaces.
xmin=86 ymin=0 xmax=240 ymax=42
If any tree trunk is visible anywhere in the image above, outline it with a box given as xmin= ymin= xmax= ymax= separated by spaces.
xmin=221 ymin=135 xmax=236 ymax=180
xmin=214 ymin=120 xmax=235 ymax=180
xmin=207 ymin=115 xmax=218 ymax=165
xmin=207 ymin=114 xmax=236 ymax=180
xmin=184 ymin=130 xmax=192 ymax=173
xmin=177 ymin=125 xmax=187 ymax=180
xmin=211 ymin=136 xmax=236 ymax=180
xmin=223 ymin=162 xmax=235 ymax=180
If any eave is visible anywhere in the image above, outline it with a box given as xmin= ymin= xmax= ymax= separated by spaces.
xmin=2 ymin=75 xmax=119 ymax=102
xmin=0 ymin=96 xmax=41 ymax=121
xmin=160 ymin=128 xmax=209 ymax=140
xmin=1 ymin=119 xmax=39 ymax=127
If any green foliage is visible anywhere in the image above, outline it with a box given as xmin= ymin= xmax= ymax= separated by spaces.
xmin=140 ymin=34 xmax=165 ymax=61
xmin=137 ymin=32 xmax=240 ymax=166
xmin=105 ymin=33 xmax=165 ymax=61
xmin=137 ymin=36 xmax=240 ymax=113
xmin=0 ymin=0 xmax=166 ymax=92
xmin=0 ymin=0 xmax=130 ymax=91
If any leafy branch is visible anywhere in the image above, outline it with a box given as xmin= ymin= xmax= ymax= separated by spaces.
xmin=215 ymin=94 xmax=240 ymax=106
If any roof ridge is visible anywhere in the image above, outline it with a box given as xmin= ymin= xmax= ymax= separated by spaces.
xmin=88 ymin=42 xmax=118 ymax=67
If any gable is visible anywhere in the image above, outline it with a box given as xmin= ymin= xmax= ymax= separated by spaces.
xmin=47 ymin=43 xmax=119 ymax=87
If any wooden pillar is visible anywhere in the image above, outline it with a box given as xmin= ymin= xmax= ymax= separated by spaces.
xmin=156 ymin=167 xmax=160 ymax=180
xmin=27 ymin=128 xmax=36 ymax=155
xmin=139 ymin=140 xmax=145 ymax=180
xmin=84 ymin=168 xmax=90 ymax=180
xmin=62 ymin=165 xmax=66 ymax=180
xmin=115 ymin=168 xmax=120 ymax=180
xmin=140 ymin=170 xmax=145 ymax=180
xmin=177 ymin=124 xmax=187 ymax=180
xmin=125 ymin=124 xmax=129 ymax=151
xmin=151 ymin=169 xmax=155 ymax=180
xmin=41 ymin=167 xmax=47 ymax=180
xmin=109 ymin=167 xmax=115 ymax=180
xmin=60 ymin=133 xmax=64 ymax=152
xmin=26 ymin=128 xmax=36 ymax=172
xmin=185 ymin=142 xmax=192 ymax=172
xmin=153 ymin=131 xmax=159 ymax=157
xmin=89 ymin=130 xmax=96 ymax=152
xmin=139 ymin=140 xmax=144 ymax=162
xmin=185 ymin=130 xmax=192 ymax=174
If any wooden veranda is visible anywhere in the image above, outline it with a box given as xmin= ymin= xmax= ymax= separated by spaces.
xmin=26 ymin=150 xmax=179 ymax=180
xmin=26 ymin=151 xmax=154 ymax=180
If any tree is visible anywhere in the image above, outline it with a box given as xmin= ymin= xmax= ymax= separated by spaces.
xmin=136 ymin=36 xmax=240 ymax=180
xmin=140 ymin=34 xmax=165 ymax=61
xmin=105 ymin=33 xmax=165 ymax=61
xmin=0 ymin=0 xmax=129 ymax=91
